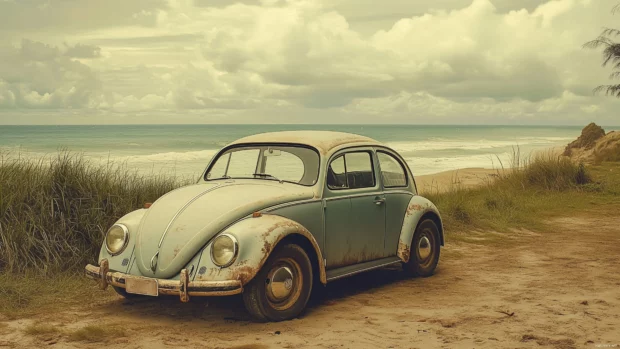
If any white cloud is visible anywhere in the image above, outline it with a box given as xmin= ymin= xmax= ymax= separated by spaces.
xmin=0 ymin=40 xmax=100 ymax=109
xmin=0 ymin=0 xmax=618 ymax=124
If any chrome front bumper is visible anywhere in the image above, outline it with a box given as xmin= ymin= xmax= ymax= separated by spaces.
xmin=85 ymin=259 xmax=243 ymax=302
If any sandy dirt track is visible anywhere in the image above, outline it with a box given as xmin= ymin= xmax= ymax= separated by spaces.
xmin=1 ymin=214 xmax=619 ymax=349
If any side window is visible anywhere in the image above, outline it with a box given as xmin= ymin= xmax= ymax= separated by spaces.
xmin=327 ymin=151 xmax=375 ymax=190
xmin=327 ymin=155 xmax=347 ymax=189
xmin=345 ymin=152 xmax=375 ymax=189
xmin=377 ymin=151 xmax=408 ymax=188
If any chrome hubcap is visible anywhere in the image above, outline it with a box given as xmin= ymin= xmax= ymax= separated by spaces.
xmin=418 ymin=236 xmax=432 ymax=260
xmin=268 ymin=266 xmax=294 ymax=300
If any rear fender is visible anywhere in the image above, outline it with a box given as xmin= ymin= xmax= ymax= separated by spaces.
xmin=194 ymin=214 xmax=327 ymax=285
xmin=397 ymin=196 xmax=444 ymax=263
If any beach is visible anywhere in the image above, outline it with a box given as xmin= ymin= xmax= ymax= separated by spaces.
xmin=2 ymin=203 xmax=619 ymax=349
xmin=2 ymin=125 xmax=620 ymax=348
xmin=416 ymin=167 xmax=501 ymax=193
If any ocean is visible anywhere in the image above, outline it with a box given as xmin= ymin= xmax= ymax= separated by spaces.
xmin=0 ymin=124 xmax=602 ymax=179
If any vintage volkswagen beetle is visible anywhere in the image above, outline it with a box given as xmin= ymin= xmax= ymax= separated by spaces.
xmin=85 ymin=131 xmax=443 ymax=321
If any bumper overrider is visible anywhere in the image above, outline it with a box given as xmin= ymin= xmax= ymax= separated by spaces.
xmin=85 ymin=259 xmax=243 ymax=302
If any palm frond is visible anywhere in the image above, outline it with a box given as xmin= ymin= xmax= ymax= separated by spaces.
xmin=594 ymin=84 xmax=620 ymax=97
xmin=609 ymin=71 xmax=620 ymax=80
xmin=583 ymin=37 xmax=613 ymax=49
xmin=602 ymin=27 xmax=620 ymax=37
xmin=613 ymin=3 xmax=620 ymax=14
xmin=602 ymin=43 xmax=620 ymax=66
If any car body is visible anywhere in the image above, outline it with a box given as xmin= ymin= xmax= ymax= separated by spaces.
xmin=85 ymin=131 xmax=443 ymax=321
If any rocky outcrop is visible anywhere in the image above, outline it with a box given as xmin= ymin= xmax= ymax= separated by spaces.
xmin=562 ymin=123 xmax=606 ymax=156
xmin=563 ymin=123 xmax=620 ymax=163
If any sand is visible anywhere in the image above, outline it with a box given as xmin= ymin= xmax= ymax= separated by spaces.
xmin=415 ymin=168 xmax=501 ymax=193
xmin=2 ymin=212 xmax=619 ymax=348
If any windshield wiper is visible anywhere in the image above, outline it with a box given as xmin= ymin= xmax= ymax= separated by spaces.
xmin=253 ymin=173 xmax=283 ymax=183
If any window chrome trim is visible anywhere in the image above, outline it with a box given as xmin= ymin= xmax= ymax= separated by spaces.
xmin=203 ymin=143 xmax=320 ymax=187
xmin=324 ymin=192 xmax=384 ymax=201
xmin=326 ymin=149 xmax=378 ymax=192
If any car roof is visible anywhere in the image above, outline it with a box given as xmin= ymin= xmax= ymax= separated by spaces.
xmin=229 ymin=131 xmax=382 ymax=154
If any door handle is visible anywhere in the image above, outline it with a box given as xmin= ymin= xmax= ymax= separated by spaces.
xmin=374 ymin=197 xmax=385 ymax=205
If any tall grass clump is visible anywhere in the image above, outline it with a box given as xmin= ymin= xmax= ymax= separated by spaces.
xmin=498 ymin=151 xmax=591 ymax=191
xmin=0 ymin=152 xmax=182 ymax=274
xmin=426 ymin=150 xmax=593 ymax=232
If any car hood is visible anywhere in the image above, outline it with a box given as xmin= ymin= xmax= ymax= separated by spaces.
xmin=134 ymin=180 xmax=315 ymax=278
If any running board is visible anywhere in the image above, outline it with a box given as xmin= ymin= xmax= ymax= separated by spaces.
xmin=326 ymin=256 xmax=402 ymax=282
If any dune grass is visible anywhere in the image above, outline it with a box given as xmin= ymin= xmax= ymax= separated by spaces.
xmin=595 ymin=141 xmax=620 ymax=163
xmin=425 ymin=152 xmax=619 ymax=233
xmin=0 ymin=152 xmax=181 ymax=274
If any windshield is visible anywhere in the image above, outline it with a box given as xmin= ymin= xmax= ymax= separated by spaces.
xmin=205 ymin=145 xmax=320 ymax=186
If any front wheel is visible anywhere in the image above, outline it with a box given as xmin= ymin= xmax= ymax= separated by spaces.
xmin=242 ymin=244 xmax=313 ymax=322
xmin=403 ymin=219 xmax=441 ymax=277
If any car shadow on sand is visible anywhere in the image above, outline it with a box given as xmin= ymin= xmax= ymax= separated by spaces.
xmin=100 ymin=264 xmax=429 ymax=323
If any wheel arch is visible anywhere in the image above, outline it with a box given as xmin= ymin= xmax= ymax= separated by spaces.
xmin=396 ymin=196 xmax=444 ymax=263
xmin=194 ymin=214 xmax=327 ymax=286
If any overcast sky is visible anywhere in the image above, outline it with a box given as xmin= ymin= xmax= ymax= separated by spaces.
xmin=0 ymin=0 xmax=618 ymax=125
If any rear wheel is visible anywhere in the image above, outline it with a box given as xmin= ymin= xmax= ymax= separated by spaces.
xmin=403 ymin=219 xmax=440 ymax=277
xmin=243 ymin=244 xmax=313 ymax=322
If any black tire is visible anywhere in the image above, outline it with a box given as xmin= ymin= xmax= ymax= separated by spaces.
xmin=112 ymin=286 xmax=143 ymax=299
xmin=403 ymin=219 xmax=441 ymax=277
xmin=242 ymin=244 xmax=313 ymax=322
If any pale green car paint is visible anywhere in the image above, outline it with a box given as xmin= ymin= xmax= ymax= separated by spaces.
xmin=96 ymin=131 xmax=443 ymax=288
xmin=133 ymin=181 xmax=314 ymax=279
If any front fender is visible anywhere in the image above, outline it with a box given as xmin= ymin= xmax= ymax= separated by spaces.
xmin=97 ymin=209 xmax=147 ymax=273
xmin=397 ymin=196 xmax=444 ymax=263
xmin=194 ymin=214 xmax=327 ymax=285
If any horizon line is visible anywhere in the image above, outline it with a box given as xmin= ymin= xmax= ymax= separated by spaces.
xmin=2 ymin=123 xmax=618 ymax=127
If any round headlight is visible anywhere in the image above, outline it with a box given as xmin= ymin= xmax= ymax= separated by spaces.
xmin=211 ymin=234 xmax=238 ymax=267
xmin=105 ymin=224 xmax=129 ymax=255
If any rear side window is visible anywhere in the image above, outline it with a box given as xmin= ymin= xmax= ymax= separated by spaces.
xmin=377 ymin=151 xmax=407 ymax=188
xmin=327 ymin=151 xmax=375 ymax=190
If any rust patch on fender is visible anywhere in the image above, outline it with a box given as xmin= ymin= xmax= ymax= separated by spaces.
xmin=406 ymin=204 xmax=425 ymax=216
xmin=238 ymin=215 xmax=327 ymax=285
xmin=231 ymin=265 xmax=259 ymax=285
xmin=398 ymin=240 xmax=411 ymax=263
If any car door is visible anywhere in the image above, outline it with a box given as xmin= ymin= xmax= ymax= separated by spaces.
xmin=324 ymin=148 xmax=386 ymax=269
xmin=376 ymin=149 xmax=414 ymax=257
